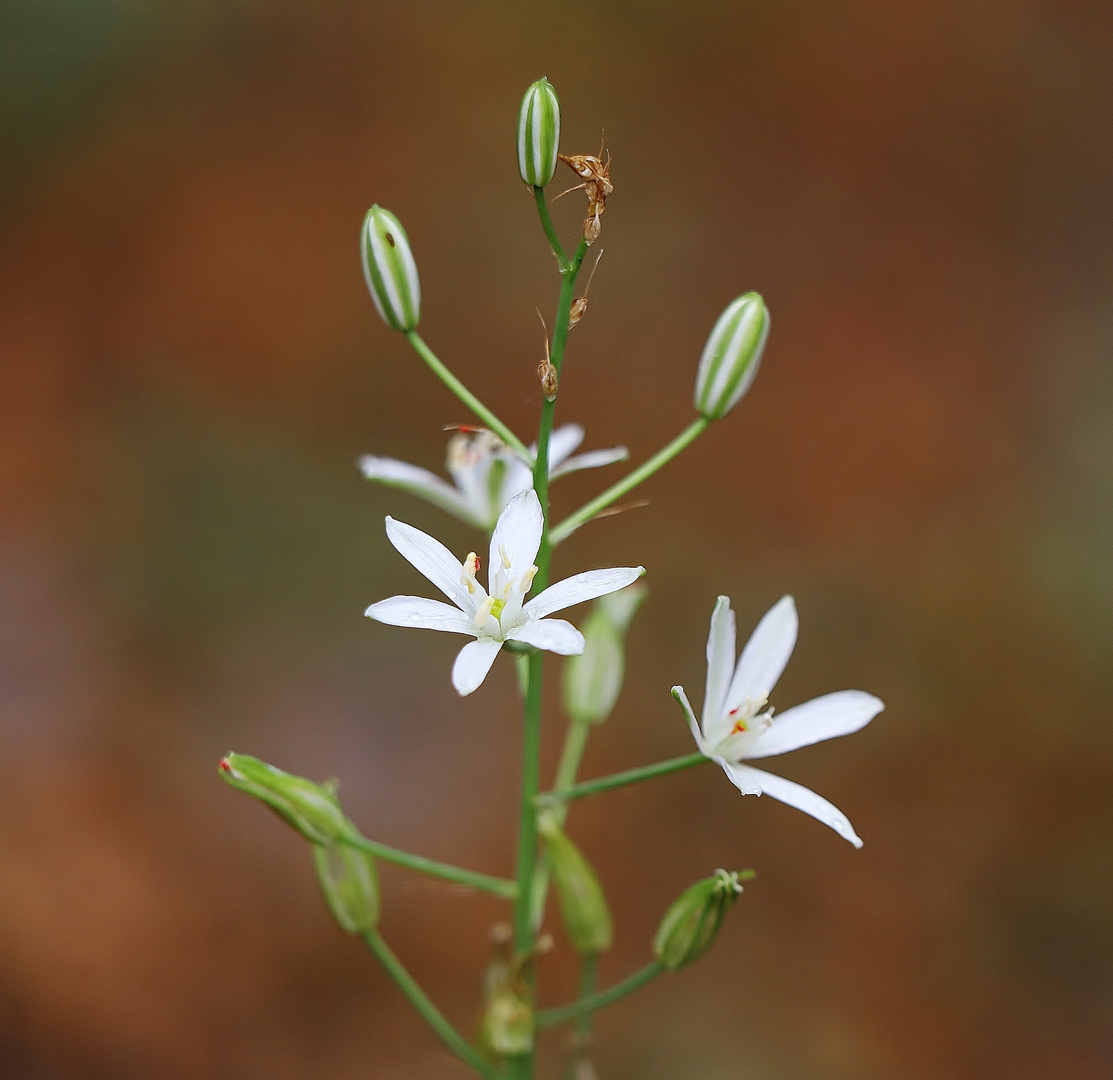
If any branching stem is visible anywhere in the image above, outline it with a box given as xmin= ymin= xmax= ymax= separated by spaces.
xmin=405 ymin=331 xmax=531 ymax=461
xmin=537 ymin=752 xmax=710 ymax=806
xmin=537 ymin=962 xmax=666 ymax=1028
xmin=341 ymin=834 xmax=516 ymax=899
xmin=551 ymin=417 xmax=710 ymax=544
xmin=363 ymin=929 xmax=503 ymax=1078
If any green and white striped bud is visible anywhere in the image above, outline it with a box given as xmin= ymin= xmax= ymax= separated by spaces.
xmin=562 ymin=585 xmax=645 ymax=725
xmin=539 ymin=814 xmax=613 ymax=955
xmin=219 ymin=752 xmax=351 ymax=845
xmin=517 ymin=78 xmax=561 ymax=187
xmin=313 ymin=843 xmax=380 ymax=934
xmin=360 ymin=205 xmax=421 ymax=332
xmin=653 ymin=869 xmax=750 ymax=970
xmin=694 ymin=292 xmax=770 ymax=420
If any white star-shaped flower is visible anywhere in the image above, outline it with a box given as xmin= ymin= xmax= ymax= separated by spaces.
xmin=359 ymin=424 xmax=627 ymax=531
xmin=366 ymin=489 xmax=645 ymax=696
xmin=673 ymin=595 xmax=883 ymax=847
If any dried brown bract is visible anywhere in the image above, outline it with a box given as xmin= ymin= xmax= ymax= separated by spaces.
xmin=556 ymin=137 xmax=613 ymax=244
xmin=568 ymin=249 xmax=604 ymax=329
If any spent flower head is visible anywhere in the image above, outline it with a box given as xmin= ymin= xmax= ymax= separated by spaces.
xmin=673 ymin=595 xmax=883 ymax=846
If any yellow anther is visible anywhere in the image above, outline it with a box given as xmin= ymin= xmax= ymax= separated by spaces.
xmin=475 ymin=596 xmax=494 ymax=623
xmin=499 ymin=544 xmax=512 ymax=571
xmin=519 ymin=565 xmax=538 ymax=593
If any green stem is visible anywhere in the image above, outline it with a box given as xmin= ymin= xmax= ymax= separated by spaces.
xmin=574 ymin=952 xmax=599 ymax=1039
xmin=550 ymin=416 xmax=711 ymax=545
xmin=363 ymin=930 xmax=502 ymax=1078
xmin=537 ymin=961 xmax=666 ymax=1028
xmin=528 ymin=717 xmax=591 ymax=929
xmin=537 ymin=752 xmax=709 ymax=807
xmin=405 ymin=331 xmax=531 ymax=462
xmin=341 ymin=834 xmax=516 ymax=899
xmin=534 ymin=187 xmax=568 ymax=270
xmin=506 ymin=236 xmax=591 ymax=1080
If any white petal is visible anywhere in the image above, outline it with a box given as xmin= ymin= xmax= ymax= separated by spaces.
xmin=724 ymin=595 xmax=798 ymax=715
xmin=701 ymin=596 xmax=736 ymax=743
xmin=365 ymin=595 xmax=476 ymax=634
xmin=549 ymin=445 xmax=629 ymax=479
xmin=496 ymin=457 xmax=534 ymax=514
xmin=722 ymin=763 xmax=863 ymax=847
xmin=452 ymin=638 xmax=504 ymax=696
xmin=745 ymin=691 xmax=884 ymax=760
xmin=545 ymin=424 xmax=585 ymax=468
xmin=523 ymin=567 xmax=645 ymax=620
xmin=672 ymin=685 xmax=708 ymax=754
xmin=384 ymin=517 xmax=468 ymax=609
xmin=489 ymin=489 xmax=543 ymax=587
xmin=506 ymin=618 xmax=584 ymax=654
xmin=359 ymin=456 xmax=481 ymax=526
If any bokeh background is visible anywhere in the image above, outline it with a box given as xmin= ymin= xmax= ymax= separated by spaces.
xmin=2 ymin=1 xmax=1112 ymax=1077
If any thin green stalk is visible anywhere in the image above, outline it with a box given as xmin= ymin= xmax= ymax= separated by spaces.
xmin=506 ymin=235 xmax=591 ymax=1080
xmin=550 ymin=416 xmax=711 ymax=545
xmin=528 ymin=717 xmax=591 ymax=929
xmin=405 ymin=331 xmax=530 ymax=461
xmin=341 ymin=834 xmax=516 ymax=899
xmin=574 ymin=952 xmax=598 ymax=1039
xmin=534 ymin=187 xmax=568 ymax=270
xmin=537 ymin=752 xmax=709 ymax=807
xmin=363 ymin=929 xmax=502 ymax=1079
xmin=537 ymin=961 xmax=666 ymax=1028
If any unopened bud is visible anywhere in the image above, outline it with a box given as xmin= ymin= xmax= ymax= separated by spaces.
xmin=360 ymin=205 xmax=421 ymax=332
xmin=563 ymin=585 xmax=645 ymax=724
xmin=653 ymin=869 xmax=748 ymax=970
xmin=517 ymin=78 xmax=561 ymax=188
xmin=693 ymin=293 xmax=769 ymax=420
xmin=568 ymin=297 xmax=588 ymax=329
xmin=219 ymin=752 xmax=351 ymax=845
xmin=539 ymin=814 xmax=613 ymax=955
xmin=313 ymin=843 xmax=380 ymax=934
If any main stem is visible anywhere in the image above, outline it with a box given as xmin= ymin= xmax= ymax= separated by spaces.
xmin=508 ymin=236 xmax=589 ymax=1080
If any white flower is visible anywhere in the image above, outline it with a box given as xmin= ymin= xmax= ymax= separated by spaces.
xmin=673 ymin=595 xmax=883 ymax=847
xmin=366 ymin=489 xmax=645 ymax=696
xmin=359 ymin=424 xmax=627 ymax=532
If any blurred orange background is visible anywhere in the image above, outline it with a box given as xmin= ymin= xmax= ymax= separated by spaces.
xmin=2 ymin=2 xmax=1112 ymax=1077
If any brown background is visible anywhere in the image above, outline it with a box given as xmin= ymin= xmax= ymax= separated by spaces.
xmin=2 ymin=2 xmax=1112 ymax=1077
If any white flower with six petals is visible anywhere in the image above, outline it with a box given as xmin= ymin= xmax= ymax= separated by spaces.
xmin=367 ymin=489 xmax=644 ymax=696
xmin=673 ymin=595 xmax=883 ymax=847
xmin=359 ymin=424 xmax=627 ymax=532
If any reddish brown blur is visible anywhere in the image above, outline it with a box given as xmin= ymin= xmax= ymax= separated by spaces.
xmin=2 ymin=3 xmax=1112 ymax=1078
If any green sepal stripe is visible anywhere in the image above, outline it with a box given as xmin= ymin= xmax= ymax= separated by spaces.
xmin=694 ymin=292 xmax=770 ymax=419
xmin=517 ymin=78 xmax=560 ymax=187
xmin=361 ymin=205 xmax=421 ymax=332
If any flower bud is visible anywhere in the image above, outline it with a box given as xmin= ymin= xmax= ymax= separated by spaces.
xmin=219 ymin=752 xmax=351 ymax=845
xmin=693 ymin=292 xmax=769 ymax=420
xmin=517 ymin=78 xmax=561 ymax=187
xmin=360 ymin=205 xmax=421 ymax=332
xmin=539 ymin=814 xmax=613 ymax=955
xmin=562 ymin=585 xmax=645 ymax=724
xmin=653 ymin=869 xmax=748 ymax=970
xmin=313 ymin=842 xmax=380 ymax=934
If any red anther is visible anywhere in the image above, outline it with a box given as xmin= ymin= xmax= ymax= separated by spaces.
xmin=219 ymin=757 xmax=232 ymax=772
